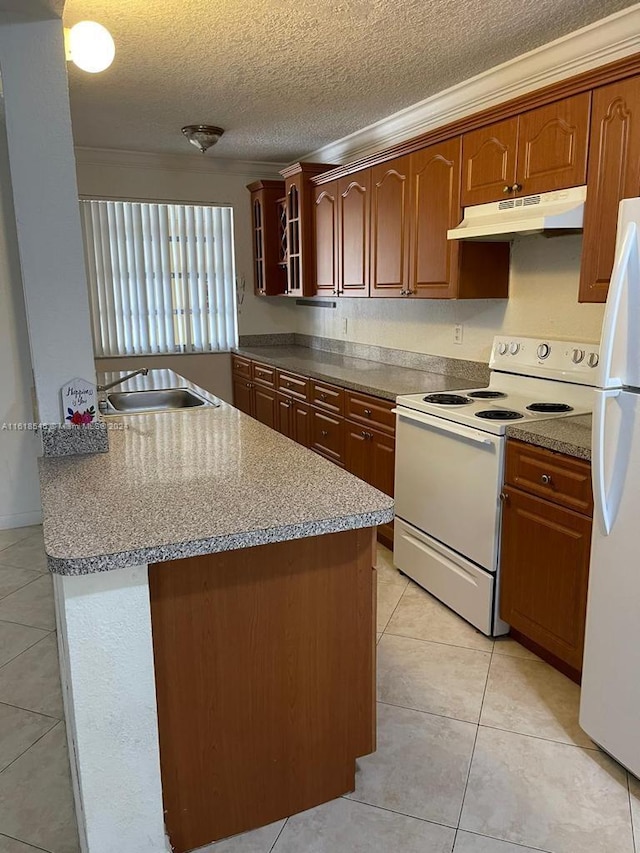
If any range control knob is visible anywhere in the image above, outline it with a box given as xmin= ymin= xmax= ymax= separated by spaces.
xmin=572 ymin=348 xmax=585 ymax=364
xmin=498 ymin=342 xmax=508 ymax=355
xmin=509 ymin=342 xmax=520 ymax=355
xmin=587 ymin=352 xmax=599 ymax=368
xmin=537 ymin=343 xmax=551 ymax=360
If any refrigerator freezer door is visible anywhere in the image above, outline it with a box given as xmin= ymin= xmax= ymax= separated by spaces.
xmin=580 ymin=389 xmax=640 ymax=776
xmin=597 ymin=198 xmax=640 ymax=390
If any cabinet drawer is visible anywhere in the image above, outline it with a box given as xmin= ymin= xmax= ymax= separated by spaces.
xmin=505 ymin=440 xmax=593 ymax=516
xmin=277 ymin=371 xmax=309 ymax=401
xmin=252 ymin=361 xmax=276 ymax=388
xmin=311 ymin=410 xmax=345 ymax=466
xmin=345 ymin=392 xmax=395 ymax=435
xmin=310 ymin=380 xmax=344 ymax=415
xmin=231 ymin=355 xmax=252 ymax=379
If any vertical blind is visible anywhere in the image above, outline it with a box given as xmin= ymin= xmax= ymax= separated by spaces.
xmin=80 ymin=200 xmax=238 ymax=356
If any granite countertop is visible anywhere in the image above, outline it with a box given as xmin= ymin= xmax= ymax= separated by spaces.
xmin=39 ymin=370 xmax=394 ymax=576
xmin=234 ymin=345 xmax=479 ymax=399
xmin=506 ymin=414 xmax=592 ymax=461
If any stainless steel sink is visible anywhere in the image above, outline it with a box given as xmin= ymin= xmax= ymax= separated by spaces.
xmin=104 ymin=388 xmax=212 ymax=414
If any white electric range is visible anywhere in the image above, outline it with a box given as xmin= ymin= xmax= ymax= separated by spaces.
xmin=393 ymin=335 xmax=599 ymax=636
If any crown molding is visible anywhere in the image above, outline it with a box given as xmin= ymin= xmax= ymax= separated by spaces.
xmin=74 ymin=146 xmax=287 ymax=179
xmin=306 ymin=4 xmax=640 ymax=165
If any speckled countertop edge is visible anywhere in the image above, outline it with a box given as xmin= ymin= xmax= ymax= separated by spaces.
xmin=41 ymin=369 xmax=394 ymax=576
xmin=506 ymin=414 xmax=592 ymax=461
xmin=46 ymin=509 xmax=393 ymax=575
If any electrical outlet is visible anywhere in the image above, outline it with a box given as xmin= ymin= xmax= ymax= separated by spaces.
xmin=453 ymin=324 xmax=463 ymax=345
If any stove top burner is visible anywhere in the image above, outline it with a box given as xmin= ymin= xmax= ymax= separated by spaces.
xmin=467 ymin=390 xmax=507 ymax=400
xmin=475 ymin=409 xmax=524 ymax=421
xmin=526 ymin=402 xmax=574 ymax=413
xmin=423 ymin=393 xmax=471 ymax=405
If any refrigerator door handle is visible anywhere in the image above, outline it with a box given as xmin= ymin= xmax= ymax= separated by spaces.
xmin=593 ymin=388 xmax=621 ymax=535
xmin=599 ymin=221 xmax=638 ymax=389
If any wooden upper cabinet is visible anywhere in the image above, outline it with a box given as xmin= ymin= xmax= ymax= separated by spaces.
xmin=409 ymin=138 xmax=461 ymax=298
xmin=313 ymin=181 xmax=339 ymax=296
xmin=247 ymin=180 xmax=287 ymax=296
xmin=281 ymin=163 xmax=335 ymax=297
xmin=461 ymin=95 xmax=590 ymax=205
xmin=407 ymin=138 xmax=510 ymax=299
xmin=516 ymin=93 xmax=590 ymax=196
xmin=370 ymin=156 xmax=411 ymax=296
xmin=580 ymin=77 xmax=640 ymax=303
xmin=461 ymin=117 xmax=518 ymax=206
xmin=338 ymin=172 xmax=370 ymax=297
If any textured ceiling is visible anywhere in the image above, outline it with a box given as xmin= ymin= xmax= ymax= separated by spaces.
xmin=65 ymin=0 xmax=636 ymax=162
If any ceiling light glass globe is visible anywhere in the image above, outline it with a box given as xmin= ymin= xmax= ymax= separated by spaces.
xmin=69 ymin=21 xmax=115 ymax=74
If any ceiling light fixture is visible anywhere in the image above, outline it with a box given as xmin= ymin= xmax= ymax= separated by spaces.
xmin=181 ymin=125 xmax=225 ymax=154
xmin=64 ymin=21 xmax=115 ymax=74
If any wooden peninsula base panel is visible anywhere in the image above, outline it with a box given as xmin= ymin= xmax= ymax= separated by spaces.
xmin=149 ymin=527 xmax=377 ymax=852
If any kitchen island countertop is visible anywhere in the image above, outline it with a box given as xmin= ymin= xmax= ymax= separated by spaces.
xmin=506 ymin=413 xmax=592 ymax=461
xmin=39 ymin=369 xmax=394 ymax=575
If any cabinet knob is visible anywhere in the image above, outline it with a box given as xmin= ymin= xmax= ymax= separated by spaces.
xmin=540 ymin=474 xmax=553 ymax=486
xmin=503 ymin=185 xmax=513 ymax=194
xmin=361 ymin=430 xmax=372 ymax=440
xmin=319 ymin=393 xmax=327 ymax=400
xmin=363 ymin=408 xmax=372 ymax=417
xmin=499 ymin=492 xmax=509 ymax=502
xmin=512 ymin=183 xmax=523 ymax=193
xmin=320 ymin=429 xmax=329 ymax=437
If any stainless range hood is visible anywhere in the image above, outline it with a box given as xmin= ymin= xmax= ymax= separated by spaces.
xmin=447 ymin=186 xmax=586 ymax=241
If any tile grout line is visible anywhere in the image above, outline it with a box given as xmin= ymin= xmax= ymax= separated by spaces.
xmin=628 ymin=772 xmax=637 ymax=853
xmin=268 ymin=817 xmax=289 ymax=852
xmin=0 ymin=627 xmax=53 ymax=670
xmin=457 ymin=828 xmax=554 ymax=853
xmin=0 ymin=719 xmax=62 ymax=780
xmin=0 ymin=698 xmax=62 ymax=723
xmin=382 ymin=628 xmax=493 ymax=655
xmin=0 ymin=831 xmax=53 ymax=853
xmin=341 ymin=792 xmax=459 ymax=831
xmin=0 ymin=615 xmax=55 ymax=633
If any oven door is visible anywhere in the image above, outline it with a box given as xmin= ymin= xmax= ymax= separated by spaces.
xmin=394 ymin=406 xmax=504 ymax=571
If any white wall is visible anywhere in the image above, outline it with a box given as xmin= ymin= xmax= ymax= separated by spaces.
xmin=0 ymin=107 xmax=42 ymax=529
xmin=74 ymin=150 xmax=299 ymax=342
xmin=0 ymin=19 xmax=96 ymax=424
xmin=294 ymin=235 xmax=605 ymax=362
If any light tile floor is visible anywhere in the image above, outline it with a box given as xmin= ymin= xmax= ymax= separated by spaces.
xmin=0 ymin=529 xmax=636 ymax=853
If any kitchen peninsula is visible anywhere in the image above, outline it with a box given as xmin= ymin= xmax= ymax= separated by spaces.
xmin=40 ymin=371 xmax=393 ymax=853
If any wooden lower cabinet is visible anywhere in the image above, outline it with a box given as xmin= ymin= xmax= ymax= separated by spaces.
xmin=234 ymin=359 xmax=396 ymax=543
xmin=150 ymin=528 xmax=376 ymax=852
xmin=345 ymin=422 xmax=395 ymax=547
xmin=253 ymin=383 xmax=277 ymax=429
xmin=499 ymin=441 xmax=592 ymax=679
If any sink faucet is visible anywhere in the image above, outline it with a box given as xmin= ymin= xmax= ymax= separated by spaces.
xmin=98 ymin=368 xmax=149 ymax=393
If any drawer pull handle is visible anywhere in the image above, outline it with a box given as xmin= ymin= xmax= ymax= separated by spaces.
xmin=540 ymin=474 xmax=553 ymax=485
xmin=500 ymin=492 xmax=509 ymax=503
xmin=364 ymin=408 xmax=372 ymax=417
xmin=321 ymin=429 xmax=329 ymax=437
xmin=319 ymin=393 xmax=327 ymax=400
xmin=361 ymin=430 xmax=372 ymax=440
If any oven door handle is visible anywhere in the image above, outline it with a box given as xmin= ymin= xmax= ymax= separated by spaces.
xmin=392 ymin=407 xmax=496 ymax=446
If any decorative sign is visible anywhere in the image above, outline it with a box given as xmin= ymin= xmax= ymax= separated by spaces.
xmin=61 ymin=378 xmax=97 ymax=425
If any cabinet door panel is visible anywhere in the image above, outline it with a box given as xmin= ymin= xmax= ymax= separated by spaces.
xmin=253 ymin=385 xmax=277 ymax=430
xmin=580 ymin=78 xmax=640 ymax=303
xmin=293 ymin=401 xmax=311 ymax=448
xmin=500 ymin=487 xmax=591 ymax=671
xmin=311 ymin=410 xmax=345 ymax=465
xmin=233 ymin=377 xmax=254 ymax=417
xmin=461 ymin=117 xmax=518 ymax=206
xmin=338 ymin=172 xmax=370 ymax=296
xmin=276 ymin=393 xmax=294 ymax=439
xmin=370 ymin=156 xmax=411 ymax=296
xmin=314 ymin=182 xmax=339 ymax=296
xmin=516 ymin=93 xmax=590 ymax=195
xmin=409 ymin=138 xmax=461 ymax=298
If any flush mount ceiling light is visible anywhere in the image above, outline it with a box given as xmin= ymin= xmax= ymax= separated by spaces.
xmin=64 ymin=21 xmax=115 ymax=74
xmin=181 ymin=125 xmax=225 ymax=154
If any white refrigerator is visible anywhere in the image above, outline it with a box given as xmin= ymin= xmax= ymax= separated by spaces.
xmin=580 ymin=197 xmax=640 ymax=778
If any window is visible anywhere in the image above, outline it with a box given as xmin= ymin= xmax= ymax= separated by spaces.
xmin=80 ymin=200 xmax=238 ymax=356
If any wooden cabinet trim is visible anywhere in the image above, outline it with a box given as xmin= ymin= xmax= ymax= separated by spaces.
xmin=310 ymin=52 xmax=640 ymax=185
